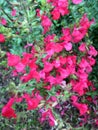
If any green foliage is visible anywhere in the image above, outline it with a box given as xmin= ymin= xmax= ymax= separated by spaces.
xmin=0 ymin=0 xmax=43 ymax=55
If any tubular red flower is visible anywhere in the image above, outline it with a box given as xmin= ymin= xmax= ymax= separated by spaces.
xmin=7 ymin=53 xmax=21 ymax=66
xmin=0 ymin=18 xmax=7 ymax=25
xmin=0 ymin=33 xmax=5 ymax=43
xmin=41 ymin=15 xmax=52 ymax=34
xmin=2 ymin=98 xmax=17 ymax=118
xmin=11 ymin=9 xmax=17 ymax=16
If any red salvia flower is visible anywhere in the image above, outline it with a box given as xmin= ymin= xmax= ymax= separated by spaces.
xmin=1 ymin=18 xmax=7 ymax=25
xmin=7 ymin=53 xmax=20 ymax=66
xmin=2 ymin=98 xmax=17 ymax=118
xmin=0 ymin=33 xmax=5 ymax=43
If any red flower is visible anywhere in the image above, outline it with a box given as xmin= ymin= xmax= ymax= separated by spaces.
xmin=72 ymin=27 xmax=84 ymax=43
xmin=28 ymin=59 xmax=38 ymax=69
xmin=46 ymin=75 xmax=56 ymax=85
xmin=63 ymin=42 xmax=72 ymax=51
xmin=51 ymin=8 xmax=60 ymax=20
xmin=15 ymin=62 xmax=25 ymax=72
xmin=44 ymin=85 xmax=52 ymax=90
xmin=59 ymin=56 xmax=67 ymax=65
xmin=54 ymin=43 xmax=63 ymax=53
xmin=49 ymin=0 xmax=69 ymax=20
xmin=79 ymin=43 xmax=86 ymax=52
xmin=80 ymin=14 xmax=95 ymax=30
xmin=7 ymin=53 xmax=20 ymax=66
xmin=36 ymin=9 xmax=41 ymax=17
xmin=71 ymin=95 xmax=78 ymax=102
xmin=58 ymin=67 xmax=70 ymax=79
xmin=95 ymin=119 xmax=98 ymax=125
xmin=11 ymin=9 xmax=16 ymax=16
xmin=43 ymin=62 xmax=53 ymax=73
xmin=87 ymin=56 xmax=96 ymax=66
xmin=0 ymin=33 xmax=5 ymax=43
xmin=2 ymin=98 xmax=17 ymax=118
xmin=71 ymin=96 xmax=88 ymax=116
xmin=1 ymin=18 xmax=7 ymax=25
xmin=45 ymin=42 xmax=55 ymax=56
xmin=40 ymin=108 xmax=56 ymax=126
xmin=21 ymin=52 xmax=33 ymax=66
xmin=88 ymin=45 xmax=97 ymax=57
xmin=26 ymin=98 xmax=40 ymax=110
xmin=71 ymin=80 xmax=88 ymax=96
xmin=53 ymin=59 xmax=60 ymax=68
xmin=74 ymin=103 xmax=88 ymax=116
xmin=72 ymin=0 xmax=82 ymax=4
xmin=60 ymin=28 xmax=72 ymax=42
xmin=23 ymin=93 xmax=42 ymax=110
xmin=2 ymin=106 xmax=17 ymax=118
xmin=41 ymin=15 xmax=52 ymax=34
xmin=21 ymin=69 xmax=40 ymax=82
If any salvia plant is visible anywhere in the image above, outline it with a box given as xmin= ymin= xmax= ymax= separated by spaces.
xmin=0 ymin=0 xmax=98 ymax=129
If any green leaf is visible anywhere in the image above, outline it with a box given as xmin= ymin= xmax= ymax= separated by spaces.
xmin=41 ymin=0 xmax=46 ymax=6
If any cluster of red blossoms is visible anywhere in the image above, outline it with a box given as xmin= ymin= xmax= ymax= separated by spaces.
xmin=2 ymin=91 xmax=42 ymax=117
xmin=1 ymin=0 xmax=98 ymax=127
xmin=48 ymin=0 xmax=69 ymax=20
xmin=37 ymin=0 xmax=83 ymax=33
xmin=48 ymin=0 xmax=82 ymax=20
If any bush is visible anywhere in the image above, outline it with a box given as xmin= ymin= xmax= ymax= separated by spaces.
xmin=0 ymin=0 xmax=98 ymax=129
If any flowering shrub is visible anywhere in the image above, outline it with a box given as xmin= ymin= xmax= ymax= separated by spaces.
xmin=1 ymin=0 xmax=98 ymax=129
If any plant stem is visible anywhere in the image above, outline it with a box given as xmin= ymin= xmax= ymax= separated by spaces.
xmin=0 ymin=7 xmax=13 ymax=22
